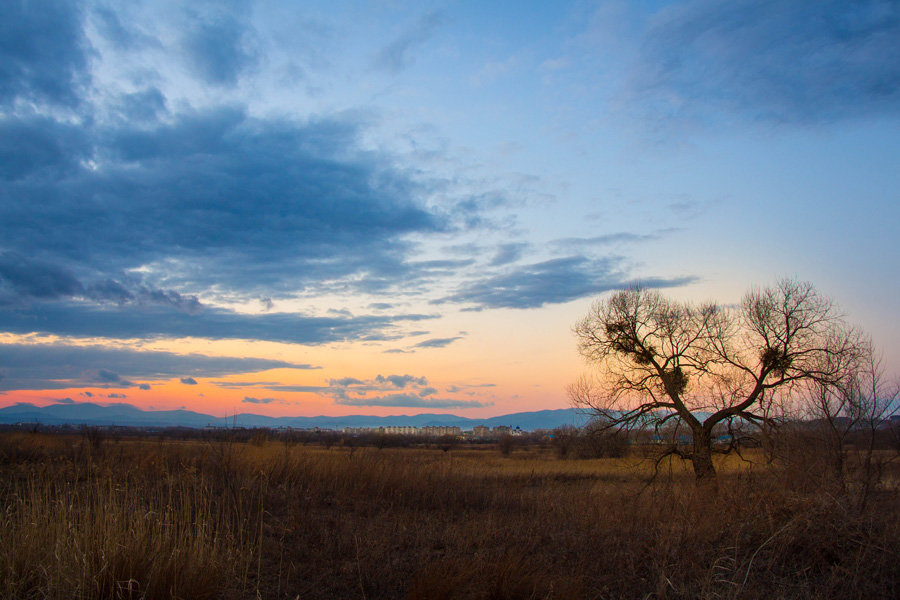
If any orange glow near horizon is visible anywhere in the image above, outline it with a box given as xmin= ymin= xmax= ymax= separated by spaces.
xmin=0 ymin=301 xmax=587 ymax=419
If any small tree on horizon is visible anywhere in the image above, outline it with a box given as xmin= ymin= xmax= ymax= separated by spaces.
xmin=570 ymin=279 xmax=866 ymax=483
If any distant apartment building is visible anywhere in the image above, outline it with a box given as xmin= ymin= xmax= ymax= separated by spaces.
xmin=381 ymin=425 xmax=419 ymax=435
xmin=421 ymin=426 xmax=461 ymax=437
xmin=472 ymin=425 xmax=491 ymax=439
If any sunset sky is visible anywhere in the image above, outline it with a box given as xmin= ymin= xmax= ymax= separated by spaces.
xmin=1 ymin=0 xmax=898 ymax=418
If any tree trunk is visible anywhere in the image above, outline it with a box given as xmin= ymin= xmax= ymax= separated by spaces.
xmin=691 ymin=428 xmax=717 ymax=483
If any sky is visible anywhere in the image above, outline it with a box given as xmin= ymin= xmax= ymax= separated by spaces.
xmin=1 ymin=0 xmax=898 ymax=418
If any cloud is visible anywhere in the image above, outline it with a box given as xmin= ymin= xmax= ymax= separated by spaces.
xmin=0 ymin=107 xmax=455 ymax=343
xmin=54 ymin=397 xmax=75 ymax=404
xmin=375 ymin=374 xmax=428 ymax=388
xmin=0 ymin=252 xmax=204 ymax=312
xmin=2 ymin=108 xmax=444 ymax=286
xmin=266 ymin=385 xmax=328 ymax=393
xmin=0 ymin=252 xmax=83 ymax=305
xmin=0 ymin=343 xmax=309 ymax=392
xmin=0 ymin=5 xmax=510 ymax=351
xmin=334 ymin=393 xmax=490 ymax=409
xmin=629 ymin=0 xmax=900 ymax=125
xmin=138 ymin=384 xmax=151 ymax=390
xmin=97 ymin=369 xmax=124 ymax=383
xmin=330 ymin=377 xmax=365 ymax=386
xmin=448 ymin=383 xmax=495 ymax=392
xmin=441 ymin=255 xmax=695 ymax=309
xmin=181 ymin=8 xmax=257 ymax=86
xmin=0 ymin=0 xmax=89 ymax=108
xmin=551 ymin=232 xmax=664 ymax=249
xmin=242 ymin=396 xmax=279 ymax=404
xmin=310 ymin=373 xmax=491 ymax=409
xmin=411 ymin=259 xmax=476 ymax=271
xmin=91 ymin=5 xmax=156 ymax=50
xmin=374 ymin=11 xmax=446 ymax=73
xmin=489 ymin=243 xmax=528 ymax=266
xmin=0 ymin=116 xmax=91 ymax=181
xmin=211 ymin=380 xmax=284 ymax=389
xmin=107 ymin=393 xmax=127 ymax=399
xmin=112 ymin=88 xmax=169 ymax=123
xmin=413 ymin=337 xmax=463 ymax=349
xmin=0 ymin=300 xmax=435 ymax=344
xmin=180 ymin=377 xmax=198 ymax=385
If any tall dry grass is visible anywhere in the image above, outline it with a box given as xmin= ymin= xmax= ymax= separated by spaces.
xmin=1 ymin=431 xmax=898 ymax=599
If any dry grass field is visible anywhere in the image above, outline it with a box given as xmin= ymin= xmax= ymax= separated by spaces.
xmin=1 ymin=431 xmax=898 ymax=599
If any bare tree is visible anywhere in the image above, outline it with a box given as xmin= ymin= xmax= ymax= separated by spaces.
xmin=800 ymin=342 xmax=900 ymax=504
xmin=570 ymin=279 xmax=863 ymax=483
xmin=799 ymin=333 xmax=870 ymax=485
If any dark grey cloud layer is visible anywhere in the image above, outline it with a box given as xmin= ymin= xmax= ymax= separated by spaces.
xmin=632 ymin=0 xmax=900 ymax=124
xmin=0 ymin=0 xmax=89 ymax=107
xmin=1 ymin=108 xmax=442 ymax=288
xmin=0 ymin=2 xmax=460 ymax=344
xmin=0 ymin=343 xmax=313 ymax=391
xmin=0 ymin=252 xmax=201 ymax=312
xmin=0 ymin=10 xmax=455 ymax=344
xmin=0 ymin=301 xmax=435 ymax=344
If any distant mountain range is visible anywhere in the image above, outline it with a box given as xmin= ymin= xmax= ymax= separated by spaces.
xmin=0 ymin=401 xmax=592 ymax=431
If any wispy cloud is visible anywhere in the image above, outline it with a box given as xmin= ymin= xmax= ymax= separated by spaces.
xmin=550 ymin=231 xmax=674 ymax=250
xmin=441 ymin=255 xmax=696 ymax=309
xmin=412 ymin=337 xmax=463 ymax=349
xmin=373 ymin=11 xmax=446 ymax=73
xmin=627 ymin=0 xmax=900 ymax=125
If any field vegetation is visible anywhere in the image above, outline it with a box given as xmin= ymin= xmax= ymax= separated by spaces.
xmin=1 ymin=427 xmax=898 ymax=599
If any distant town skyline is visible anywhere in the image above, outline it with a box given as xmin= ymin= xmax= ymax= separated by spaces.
xmin=1 ymin=1 xmax=898 ymax=418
